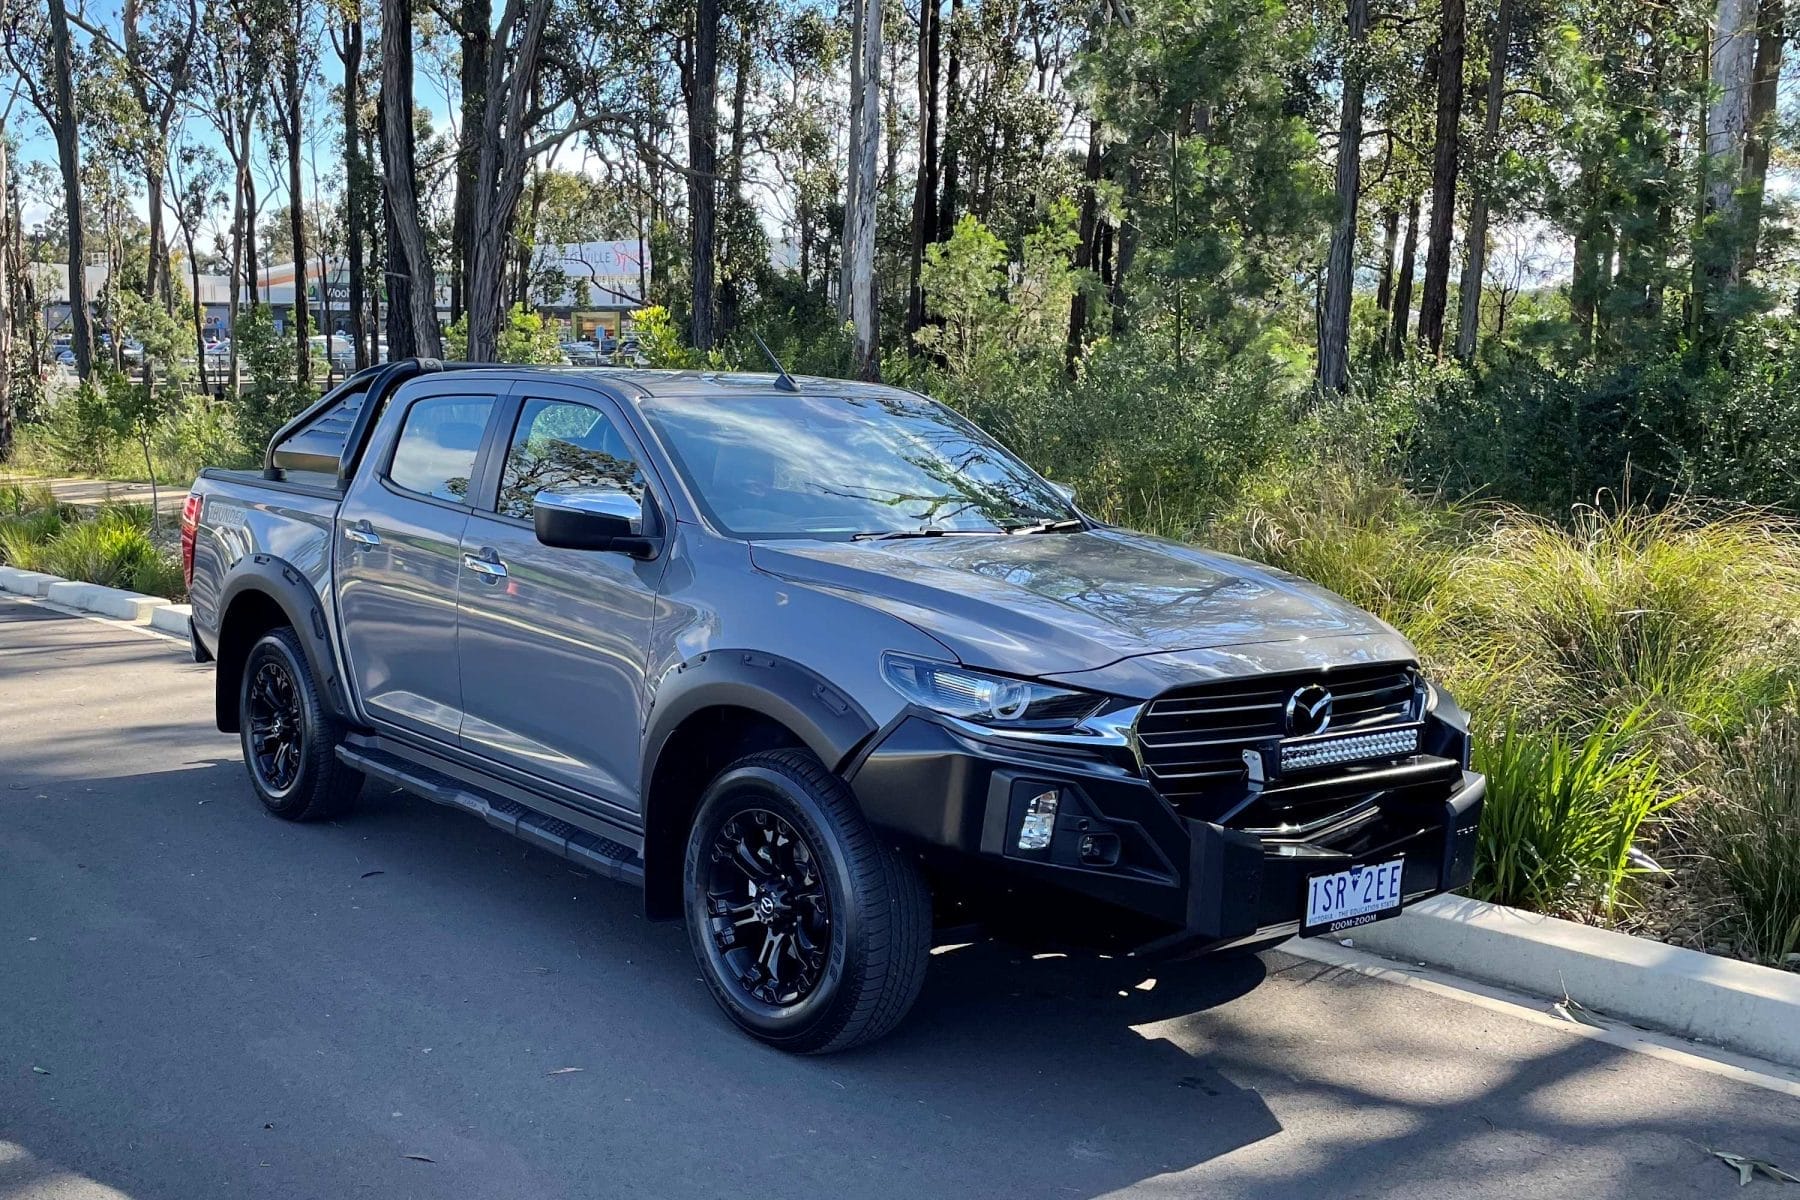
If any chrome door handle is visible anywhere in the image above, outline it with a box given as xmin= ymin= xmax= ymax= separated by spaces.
xmin=462 ymin=553 xmax=508 ymax=580
xmin=344 ymin=526 xmax=381 ymax=547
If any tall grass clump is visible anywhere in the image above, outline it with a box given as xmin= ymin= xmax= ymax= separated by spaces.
xmin=1688 ymin=712 xmax=1800 ymax=964
xmin=1471 ymin=709 xmax=1675 ymax=918
xmin=1206 ymin=460 xmax=1469 ymax=636
xmin=33 ymin=507 xmax=182 ymax=598
xmin=0 ymin=480 xmax=56 ymax=515
xmin=1428 ymin=502 xmax=1800 ymax=731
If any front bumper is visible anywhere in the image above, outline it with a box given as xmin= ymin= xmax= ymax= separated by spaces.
xmin=846 ymin=715 xmax=1484 ymax=956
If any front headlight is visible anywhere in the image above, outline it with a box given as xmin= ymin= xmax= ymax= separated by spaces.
xmin=881 ymin=652 xmax=1104 ymax=729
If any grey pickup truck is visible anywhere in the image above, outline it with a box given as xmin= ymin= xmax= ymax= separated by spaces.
xmin=182 ymin=358 xmax=1485 ymax=1052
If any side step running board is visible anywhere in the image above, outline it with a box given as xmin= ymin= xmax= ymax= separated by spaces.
xmin=336 ymin=743 xmax=645 ymax=886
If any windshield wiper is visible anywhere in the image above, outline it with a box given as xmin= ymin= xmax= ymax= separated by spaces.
xmin=852 ymin=527 xmax=986 ymax=541
xmin=1000 ymin=518 xmax=1085 ymax=535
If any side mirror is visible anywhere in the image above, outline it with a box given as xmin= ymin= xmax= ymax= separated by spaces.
xmin=1049 ymin=480 xmax=1078 ymax=506
xmin=534 ymin=490 xmax=658 ymax=558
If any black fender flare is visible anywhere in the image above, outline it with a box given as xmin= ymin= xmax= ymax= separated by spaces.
xmin=636 ymin=651 xmax=879 ymax=918
xmin=213 ymin=554 xmax=353 ymax=731
xmin=639 ymin=651 xmax=877 ymax=793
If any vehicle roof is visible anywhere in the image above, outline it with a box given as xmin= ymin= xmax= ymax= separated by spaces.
xmin=444 ymin=365 xmax=913 ymax=404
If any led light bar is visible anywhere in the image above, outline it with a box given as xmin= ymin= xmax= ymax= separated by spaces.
xmin=1279 ymin=726 xmax=1420 ymax=773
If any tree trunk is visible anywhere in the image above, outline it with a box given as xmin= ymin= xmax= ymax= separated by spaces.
xmin=1318 ymin=0 xmax=1370 ymax=394
xmin=1416 ymin=0 xmax=1464 ymax=356
xmin=847 ymin=0 xmax=881 ymax=379
xmin=717 ymin=28 xmax=752 ymax=343
xmin=1569 ymin=160 xmax=1606 ymax=354
xmin=450 ymin=0 xmax=491 ymax=325
xmin=228 ymin=157 xmax=244 ymax=388
xmin=286 ymin=17 xmax=311 ymax=386
xmin=689 ymin=0 xmax=719 ymax=350
xmin=48 ymin=0 xmax=96 ymax=379
xmin=1706 ymin=0 xmax=1757 ymax=233
xmin=937 ymin=0 xmax=961 ymax=238
xmin=837 ymin=0 xmax=863 ymax=322
xmin=0 ymin=125 xmax=11 ymax=459
xmin=1737 ymin=0 xmax=1784 ymax=275
xmin=342 ymin=13 xmax=369 ymax=370
xmin=1064 ymin=119 xmax=1103 ymax=374
xmin=363 ymin=126 xmax=381 ymax=364
xmin=1376 ymin=206 xmax=1398 ymax=314
xmin=1109 ymin=158 xmax=1143 ymax=336
xmin=242 ymin=145 xmax=260 ymax=306
xmin=905 ymin=0 xmax=941 ymax=342
xmin=1454 ymin=0 xmax=1514 ymax=362
xmin=185 ymin=223 xmax=209 ymax=395
xmin=379 ymin=0 xmax=442 ymax=358
xmin=1389 ymin=193 xmax=1420 ymax=358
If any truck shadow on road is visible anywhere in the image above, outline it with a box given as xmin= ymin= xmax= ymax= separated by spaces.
xmin=9 ymin=757 xmax=1798 ymax=1200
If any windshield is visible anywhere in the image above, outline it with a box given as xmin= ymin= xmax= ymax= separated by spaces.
xmin=637 ymin=390 xmax=1078 ymax=539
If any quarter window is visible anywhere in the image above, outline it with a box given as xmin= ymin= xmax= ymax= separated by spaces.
xmin=388 ymin=396 xmax=495 ymax=503
xmin=497 ymin=398 xmax=645 ymax=520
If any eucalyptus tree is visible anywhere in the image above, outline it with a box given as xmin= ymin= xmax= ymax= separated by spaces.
xmin=166 ymin=142 xmax=230 ymax=388
xmin=379 ymin=0 xmax=439 ymax=356
xmin=1415 ymin=0 xmax=1466 ymax=357
xmin=452 ymin=0 xmax=634 ymax=362
xmin=3 ymin=0 xmax=96 ymax=376
xmin=327 ymin=0 xmax=374 ymax=368
xmin=268 ymin=0 xmax=324 ymax=381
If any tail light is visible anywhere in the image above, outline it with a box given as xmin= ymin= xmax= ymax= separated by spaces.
xmin=180 ymin=492 xmax=203 ymax=588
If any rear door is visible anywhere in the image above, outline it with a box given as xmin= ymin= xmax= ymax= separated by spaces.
xmin=454 ymin=381 xmax=666 ymax=811
xmin=335 ymin=377 xmax=506 ymax=743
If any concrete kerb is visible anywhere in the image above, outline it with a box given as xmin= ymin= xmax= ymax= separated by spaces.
xmin=1347 ymin=893 xmax=1800 ymax=1069
xmin=0 ymin=569 xmax=189 ymax=636
xmin=44 ymin=581 xmax=171 ymax=623
xmin=0 ymin=567 xmax=63 ymax=597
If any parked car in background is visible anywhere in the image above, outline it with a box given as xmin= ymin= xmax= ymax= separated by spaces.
xmin=182 ymin=359 xmax=1485 ymax=1054
xmin=560 ymin=340 xmax=603 ymax=366
xmin=310 ymin=334 xmax=356 ymax=373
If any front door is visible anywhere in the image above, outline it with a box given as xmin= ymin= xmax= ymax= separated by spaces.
xmin=335 ymin=382 xmax=502 ymax=743
xmin=455 ymin=384 xmax=665 ymax=811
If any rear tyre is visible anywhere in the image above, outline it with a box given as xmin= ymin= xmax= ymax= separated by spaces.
xmin=239 ymin=626 xmax=361 ymax=821
xmin=683 ymin=749 xmax=931 ymax=1054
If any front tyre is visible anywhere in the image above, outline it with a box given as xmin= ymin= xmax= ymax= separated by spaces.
xmin=239 ymin=626 xmax=361 ymax=821
xmin=683 ymin=749 xmax=931 ymax=1054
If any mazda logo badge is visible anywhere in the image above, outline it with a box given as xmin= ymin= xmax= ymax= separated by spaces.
xmin=1285 ymin=685 xmax=1333 ymax=736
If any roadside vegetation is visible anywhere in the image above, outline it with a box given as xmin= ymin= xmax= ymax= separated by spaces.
xmin=0 ymin=484 xmax=185 ymax=601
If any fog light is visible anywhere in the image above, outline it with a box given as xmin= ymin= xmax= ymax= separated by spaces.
xmin=1018 ymin=789 xmax=1060 ymax=850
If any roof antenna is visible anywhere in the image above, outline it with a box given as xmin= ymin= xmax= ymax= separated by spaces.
xmin=750 ymin=330 xmax=800 ymax=393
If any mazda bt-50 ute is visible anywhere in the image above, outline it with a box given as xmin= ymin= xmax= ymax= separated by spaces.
xmin=182 ymin=359 xmax=1485 ymax=1052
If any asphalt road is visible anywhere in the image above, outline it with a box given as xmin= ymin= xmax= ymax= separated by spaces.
xmin=3 ymin=597 xmax=1797 ymax=1200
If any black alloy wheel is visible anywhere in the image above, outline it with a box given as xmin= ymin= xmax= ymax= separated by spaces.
xmin=702 ymin=807 xmax=833 ymax=1007
xmin=683 ymin=750 xmax=932 ymax=1053
xmin=238 ymin=626 xmax=361 ymax=821
xmin=246 ymin=658 xmax=305 ymax=795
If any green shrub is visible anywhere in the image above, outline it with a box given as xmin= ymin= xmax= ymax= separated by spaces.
xmin=0 ymin=508 xmax=63 ymax=569
xmin=1207 ymin=460 xmax=1468 ymax=635
xmin=126 ymin=550 xmax=188 ymax=601
xmin=444 ymin=304 xmax=566 ymax=364
xmin=1429 ymin=502 xmax=1800 ymax=731
xmin=1689 ymin=712 xmax=1800 ymax=965
xmin=0 ymin=480 xmax=55 ymax=515
xmin=1471 ymin=709 xmax=1675 ymax=918
xmin=34 ymin=510 xmax=164 ymax=593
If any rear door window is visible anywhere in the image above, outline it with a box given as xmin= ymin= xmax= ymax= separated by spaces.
xmin=388 ymin=396 xmax=496 ymax=504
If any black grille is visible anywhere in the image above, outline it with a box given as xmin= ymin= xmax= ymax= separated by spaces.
xmin=1134 ymin=661 xmax=1422 ymax=822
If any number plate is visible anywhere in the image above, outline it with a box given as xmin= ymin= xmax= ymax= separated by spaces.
xmin=1301 ymin=857 xmax=1405 ymax=937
